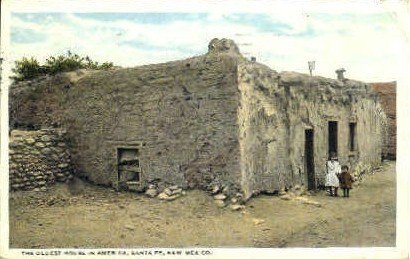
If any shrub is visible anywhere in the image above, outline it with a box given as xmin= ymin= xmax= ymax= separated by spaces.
xmin=11 ymin=51 xmax=114 ymax=82
xmin=11 ymin=57 xmax=45 ymax=82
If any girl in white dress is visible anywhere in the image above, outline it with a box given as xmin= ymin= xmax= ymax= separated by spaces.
xmin=325 ymin=153 xmax=341 ymax=196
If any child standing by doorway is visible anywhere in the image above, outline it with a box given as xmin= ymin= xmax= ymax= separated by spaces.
xmin=325 ymin=152 xmax=341 ymax=196
xmin=339 ymin=165 xmax=354 ymax=197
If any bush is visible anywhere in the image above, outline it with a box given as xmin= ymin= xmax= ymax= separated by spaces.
xmin=11 ymin=57 xmax=45 ymax=82
xmin=11 ymin=51 xmax=114 ymax=82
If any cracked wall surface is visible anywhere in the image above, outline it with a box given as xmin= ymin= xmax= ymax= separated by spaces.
xmin=10 ymin=39 xmax=387 ymax=197
xmin=10 ymin=48 xmax=242 ymax=191
xmin=237 ymin=61 xmax=387 ymax=198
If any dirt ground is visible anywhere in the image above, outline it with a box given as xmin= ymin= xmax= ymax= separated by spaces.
xmin=9 ymin=161 xmax=396 ymax=248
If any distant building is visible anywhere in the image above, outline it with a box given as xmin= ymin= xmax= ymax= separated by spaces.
xmin=370 ymin=82 xmax=396 ymax=160
xmin=10 ymin=39 xmax=387 ymax=199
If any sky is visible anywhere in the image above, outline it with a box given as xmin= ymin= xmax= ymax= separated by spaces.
xmin=8 ymin=11 xmax=407 ymax=82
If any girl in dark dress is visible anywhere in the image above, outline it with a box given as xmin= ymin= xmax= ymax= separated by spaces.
xmin=339 ymin=165 xmax=354 ymax=197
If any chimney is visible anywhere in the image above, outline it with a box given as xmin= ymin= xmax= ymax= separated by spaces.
xmin=335 ymin=68 xmax=346 ymax=81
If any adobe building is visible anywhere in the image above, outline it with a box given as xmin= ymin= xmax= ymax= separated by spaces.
xmin=9 ymin=38 xmax=387 ymax=199
xmin=369 ymin=82 xmax=396 ymax=159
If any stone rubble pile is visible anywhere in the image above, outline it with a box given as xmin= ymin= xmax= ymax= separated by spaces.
xmin=208 ymin=182 xmax=246 ymax=210
xmin=145 ymin=183 xmax=186 ymax=201
xmin=9 ymin=129 xmax=74 ymax=191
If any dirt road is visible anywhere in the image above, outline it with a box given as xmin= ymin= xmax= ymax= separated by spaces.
xmin=9 ymin=161 xmax=395 ymax=248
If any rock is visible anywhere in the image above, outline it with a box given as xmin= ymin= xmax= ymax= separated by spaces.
xmin=40 ymin=135 xmax=52 ymax=142
xmin=214 ymin=200 xmax=226 ymax=208
xmin=40 ymin=187 xmax=47 ymax=192
xmin=58 ymin=163 xmax=69 ymax=169
xmin=41 ymin=148 xmax=52 ymax=154
xmin=230 ymin=204 xmax=245 ymax=211
xmin=171 ymin=188 xmax=183 ymax=195
xmin=35 ymin=142 xmax=46 ymax=148
xmin=163 ymin=188 xmax=173 ymax=196
xmin=25 ymin=138 xmax=35 ymax=144
xmin=280 ymin=194 xmax=292 ymax=200
xmin=33 ymin=188 xmax=40 ymax=192
xmin=252 ymin=218 xmax=265 ymax=226
xmin=222 ymin=185 xmax=230 ymax=195
xmin=293 ymin=184 xmax=301 ymax=190
xmin=158 ymin=192 xmax=181 ymax=201
xmin=294 ymin=197 xmax=321 ymax=207
xmin=211 ymin=185 xmax=220 ymax=194
xmin=231 ymin=197 xmax=238 ymax=204
xmin=213 ymin=194 xmax=227 ymax=200
xmin=145 ymin=188 xmax=158 ymax=198
xmin=55 ymin=172 xmax=65 ymax=177
xmin=168 ymin=185 xmax=179 ymax=191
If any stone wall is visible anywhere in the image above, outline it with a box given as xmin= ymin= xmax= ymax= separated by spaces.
xmin=9 ymin=129 xmax=73 ymax=191
xmin=370 ymin=82 xmax=396 ymax=159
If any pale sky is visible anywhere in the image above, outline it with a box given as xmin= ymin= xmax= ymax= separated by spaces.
xmin=8 ymin=11 xmax=407 ymax=82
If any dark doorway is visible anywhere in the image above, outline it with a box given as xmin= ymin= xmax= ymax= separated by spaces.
xmin=328 ymin=121 xmax=338 ymax=157
xmin=305 ymin=129 xmax=315 ymax=190
xmin=349 ymin=122 xmax=357 ymax=151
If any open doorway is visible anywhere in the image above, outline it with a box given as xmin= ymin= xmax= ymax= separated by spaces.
xmin=305 ymin=129 xmax=315 ymax=190
xmin=328 ymin=121 xmax=338 ymax=157
xmin=349 ymin=122 xmax=357 ymax=151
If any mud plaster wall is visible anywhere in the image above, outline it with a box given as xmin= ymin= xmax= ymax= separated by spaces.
xmin=9 ymin=129 xmax=73 ymax=191
xmin=10 ymin=53 xmax=242 ymax=191
xmin=370 ymin=82 xmax=396 ymax=159
xmin=238 ymin=62 xmax=387 ymax=197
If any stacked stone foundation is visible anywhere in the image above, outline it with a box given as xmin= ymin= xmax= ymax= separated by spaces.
xmin=9 ymin=128 xmax=73 ymax=191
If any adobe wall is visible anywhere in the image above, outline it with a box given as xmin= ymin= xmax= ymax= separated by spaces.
xmin=10 ymin=51 xmax=242 ymax=191
xmin=370 ymin=82 xmax=396 ymax=159
xmin=9 ymin=129 xmax=73 ymax=191
xmin=238 ymin=61 xmax=387 ymax=197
